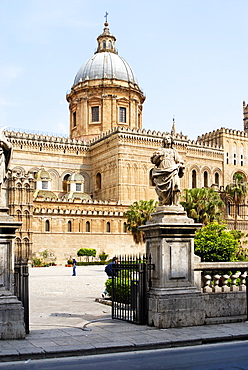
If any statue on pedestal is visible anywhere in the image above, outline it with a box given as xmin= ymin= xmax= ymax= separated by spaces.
xmin=0 ymin=128 xmax=12 ymax=207
xmin=0 ymin=127 xmax=12 ymax=186
xmin=151 ymin=134 xmax=185 ymax=207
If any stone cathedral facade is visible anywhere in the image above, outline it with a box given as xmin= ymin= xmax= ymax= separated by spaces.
xmin=5 ymin=21 xmax=248 ymax=264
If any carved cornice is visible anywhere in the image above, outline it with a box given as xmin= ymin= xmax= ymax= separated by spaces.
xmin=5 ymin=127 xmax=224 ymax=156
xmin=33 ymin=198 xmax=129 ymax=216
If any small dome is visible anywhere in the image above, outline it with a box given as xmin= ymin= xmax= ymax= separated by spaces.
xmin=35 ymin=169 xmax=51 ymax=180
xmin=68 ymin=173 xmax=84 ymax=182
xmin=73 ymin=52 xmax=138 ymax=86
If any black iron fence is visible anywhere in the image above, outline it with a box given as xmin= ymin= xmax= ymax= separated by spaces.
xmin=111 ymin=254 xmax=152 ymax=325
xmin=14 ymin=259 xmax=29 ymax=334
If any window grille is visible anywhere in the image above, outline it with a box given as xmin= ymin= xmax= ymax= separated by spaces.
xmin=76 ymin=183 xmax=81 ymax=192
xmin=92 ymin=106 xmax=99 ymax=122
xmin=42 ymin=181 xmax=48 ymax=190
xmin=119 ymin=107 xmax=126 ymax=123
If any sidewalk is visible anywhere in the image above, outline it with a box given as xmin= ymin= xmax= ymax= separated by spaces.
xmin=1 ymin=266 xmax=248 ymax=362
xmin=1 ymin=318 xmax=248 ymax=362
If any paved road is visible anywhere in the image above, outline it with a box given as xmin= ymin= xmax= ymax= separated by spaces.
xmin=1 ymin=340 xmax=248 ymax=369
xmin=29 ymin=265 xmax=111 ymax=330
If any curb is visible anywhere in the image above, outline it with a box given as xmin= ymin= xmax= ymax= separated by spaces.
xmin=1 ymin=333 xmax=248 ymax=363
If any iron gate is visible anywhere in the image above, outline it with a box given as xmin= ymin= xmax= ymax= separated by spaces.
xmin=111 ymin=255 xmax=152 ymax=325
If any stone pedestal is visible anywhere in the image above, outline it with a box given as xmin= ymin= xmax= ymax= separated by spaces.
xmin=0 ymin=207 xmax=24 ymax=339
xmin=140 ymin=205 xmax=205 ymax=328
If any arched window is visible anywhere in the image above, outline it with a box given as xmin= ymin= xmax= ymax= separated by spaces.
xmin=149 ymin=169 xmax=155 ymax=186
xmin=234 ymin=153 xmax=236 ymax=165
xmin=68 ymin=221 xmax=72 ymax=232
xmin=73 ymin=111 xmax=76 ymax=127
xmin=24 ymin=184 xmax=30 ymax=204
xmin=16 ymin=210 xmax=22 ymax=222
xmin=192 ymin=170 xmax=197 ymax=188
xmin=15 ymin=238 xmax=22 ymax=262
xmin=215 ymin=172 xmax=219 ymax=186
xmin=23 ymin=238 xmax=30 ymax=261
xmin=103 ymin=41 xmax=106 ymax=49
xmin=227 ymin=201 xmax=231 ymax=215
xmin=96 ymin=173 xmax=101 ymax=190
xmin=17 ymin=183 xmax=22 ymax=204
xmin=123 ymin=222 xmax=127 ymax=233
xmin=86 ymin=221 xmax=90 ymax=232
xmin=204 ymin=171 xmax=208 ymax=187
xmin=106 ymin=222 xmax=110 ymax=233
xmin=24 ymin=210 xmax=30 ymax=230
xmin=45 ymin=220 xmax=50 ymax=232
xmin=63 ymin=174 xmax=70 ymax=192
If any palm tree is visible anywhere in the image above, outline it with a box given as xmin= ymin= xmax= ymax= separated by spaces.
xmin=181 ymin=187 xmax=224 ymax=225
xmin=225 ymin=173 xmax=248 ymax=229
xmin=124 ymin=200 xmax=158 ymax=244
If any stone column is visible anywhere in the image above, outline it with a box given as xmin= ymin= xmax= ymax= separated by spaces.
xmin=140 ymin=205 xmax=205 ymax=328
xmin=0 ymin=207 xmax=25 ymax=339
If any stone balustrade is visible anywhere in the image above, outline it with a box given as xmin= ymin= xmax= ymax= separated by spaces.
xmin=194 ymin=261 xmax=248 ymax=293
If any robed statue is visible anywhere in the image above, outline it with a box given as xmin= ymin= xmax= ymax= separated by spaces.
xmin=0 ymin=127 xmax=12 ymax=196
xmin=151 ymin=134 xmax=185 ymax=207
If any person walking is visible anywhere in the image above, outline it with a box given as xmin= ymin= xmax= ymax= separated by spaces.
xmin=72 ymin=258 xmax=77 ymax=276
xmin=102 ymin=257 xmax=118 ymax=298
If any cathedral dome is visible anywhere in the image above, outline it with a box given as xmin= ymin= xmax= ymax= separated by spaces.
xmin=67 ymin=19 xmax=145 ymax=140
xmin=73 ymin=21 xmax=138 ymax=87
xmin=73 ymin=52 xmax=138 ymax=86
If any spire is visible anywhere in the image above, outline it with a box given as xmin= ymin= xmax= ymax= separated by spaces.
xmin=96 ymin=13 xmax=117 ymax=54
xmin=171 ymin=118 xmax=176 ymax=136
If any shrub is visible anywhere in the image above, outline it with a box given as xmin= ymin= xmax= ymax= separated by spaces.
xmin=32 ymin=258 xmax=43 ymax=267
xmin=194 ymin=223 xmax=239 ymax=262
xmin=105 ymin=270 xmax=131 ymax=304
xmin=76 ymin=261 xmax=108 ymax=266
xmin=77 ymin=248 xmax=96 ymax=261
xmin=99 ymin=251 xmax=109 ymax=261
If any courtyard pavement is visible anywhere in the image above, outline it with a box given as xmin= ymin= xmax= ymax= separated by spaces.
xmin=1 ymin=265 xmax=248 ymax=362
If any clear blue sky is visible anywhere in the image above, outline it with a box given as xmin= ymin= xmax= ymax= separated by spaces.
xmin=0 ymin=0 xmax=248 ymax=140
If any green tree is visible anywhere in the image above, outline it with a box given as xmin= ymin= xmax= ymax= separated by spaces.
xmin=77 ymin=248 xmax=96 ymax=262
xmin=194 ymin=222 xmax=239 ymax=262
xmin=124 ymin=200 xmax=158 ymax=244
xmin=225 ymin=173 xmax=248 ymax=230
xmin=181 ymin=188 xmax=224 ymax=225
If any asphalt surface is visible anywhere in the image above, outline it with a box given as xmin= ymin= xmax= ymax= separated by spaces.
xmin=0 ymin=266 xmax=248 ymax=362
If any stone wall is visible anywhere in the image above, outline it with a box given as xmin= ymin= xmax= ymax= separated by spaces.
xmin=203 ymin=291 xmax=246 ymax=319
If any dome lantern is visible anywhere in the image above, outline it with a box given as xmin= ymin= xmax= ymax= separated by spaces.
xmin=96 ymin=21 xmax=117 ymax=54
